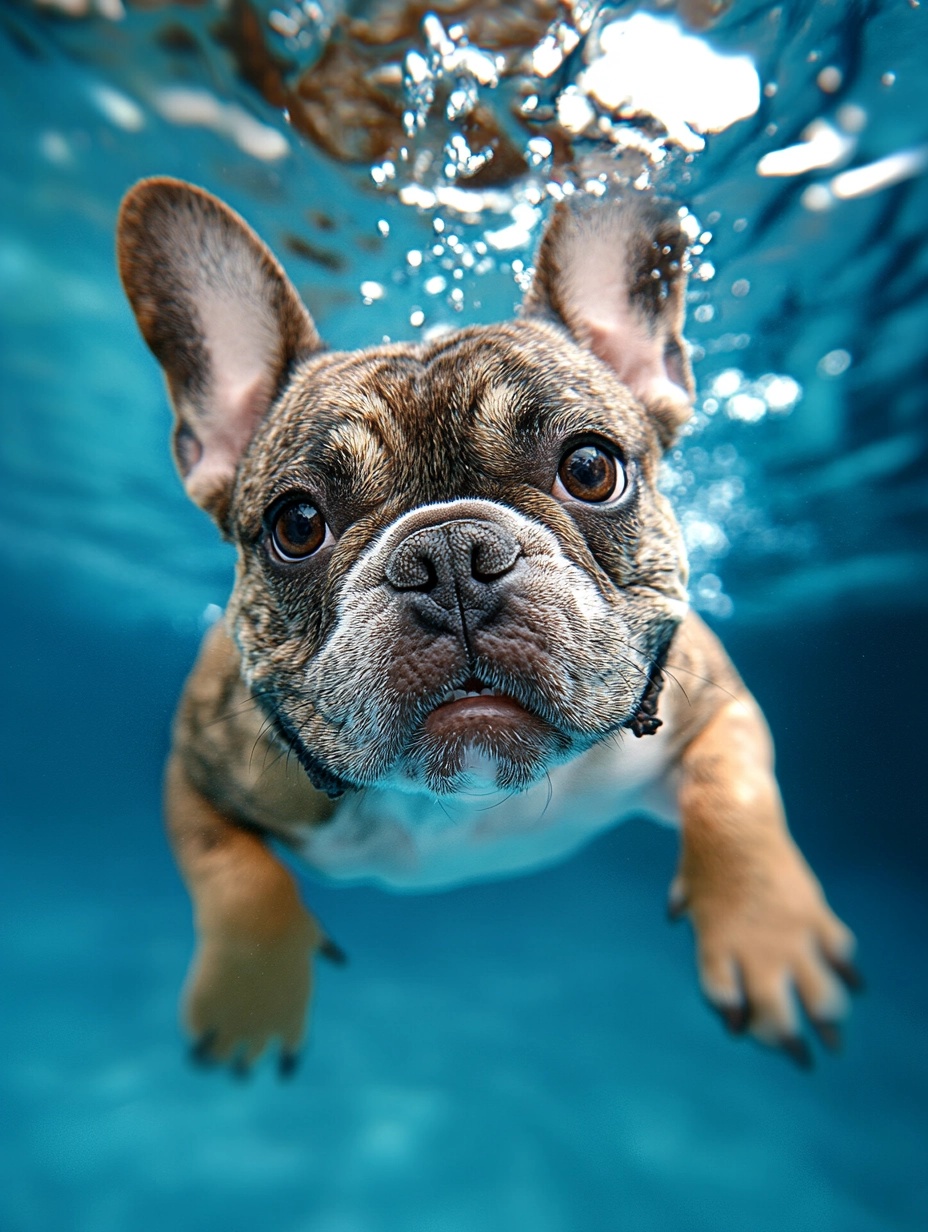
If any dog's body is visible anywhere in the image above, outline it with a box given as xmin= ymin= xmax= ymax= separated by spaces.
xmin=118 ymin=179 xmax=858 ymax=1072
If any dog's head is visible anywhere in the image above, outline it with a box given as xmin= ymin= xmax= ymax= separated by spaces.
xmin=118 ymin=179 xmax=693 ymax=796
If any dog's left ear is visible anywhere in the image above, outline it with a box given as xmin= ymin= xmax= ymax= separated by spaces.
xmin=522 ymin=196 xmax=694 ymax=448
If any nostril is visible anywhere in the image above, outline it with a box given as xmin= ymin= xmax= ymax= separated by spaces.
xmin=385 ymin=519 xmax=520 ymax=596
xmin=412 ymin=555 xmax=439 ymax=593
xmin=470 ymin=547 xmax=520 ymax=583
xmin=469 ymin=536 xmax=521 ymax=584
xmin=386 ymin=549 xmax=438 ymax=593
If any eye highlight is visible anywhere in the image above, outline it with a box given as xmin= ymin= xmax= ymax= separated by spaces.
xmin=269 ymin=499 xmax=329 ymax=561
xmin=555 ymin=444 xmax=626 ymax=504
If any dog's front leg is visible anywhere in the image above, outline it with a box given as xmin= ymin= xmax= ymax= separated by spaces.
xmin=672 ymin=696 xmax=860 ymax=1064
xmin=165 ymin=753 xmax=326 ymax=1074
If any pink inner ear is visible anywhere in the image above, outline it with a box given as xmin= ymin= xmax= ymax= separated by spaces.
xmin=559 ymin=216 xmax=689 ymax=402
xmin=181 ymin=371 xmax=273 ymax=513
xmin=118 ymin=178 xmax=321 ymax=523
xmin=530 ymin=199 xmax=694 ymax=429
xmin=171 ymin=256 xmax=296 ymax=512
xmin=586 ymin=313 xmax=689 ymax=412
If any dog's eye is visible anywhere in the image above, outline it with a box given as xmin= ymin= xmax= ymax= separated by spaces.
xmin=270 ymin=500 xmax=328 ymax=561
xmin=556 ymin=445 xmax=625 ymax=503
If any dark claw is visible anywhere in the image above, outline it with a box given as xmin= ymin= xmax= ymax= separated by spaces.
xmin=278 ymin=1051 xmax=300 ymax=1079
xmin=717 ymin=1003 xmax=749 ymax=1035
xmin=667 ymin=895 xmax=688 ymax=922
xmin=811 ymin=1020 xmax=842 ymax=1053
xmin=231 ymin=1056 xmax=252 ymax=1081
xmin=827 ymin=955 xmax=864 ymax=993
xmin=319 ymin=936 xmax=349 ymax=965
xmin=190 ymin=1029 xmax=219 ymax=1067
xmin=780 ymin=1034 xmax=814 ymax=1071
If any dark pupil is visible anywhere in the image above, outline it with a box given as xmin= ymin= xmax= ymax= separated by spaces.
xmin=562 ymin=447 xmax=616 ymax=501
xmin=275 ymin=502 xmax=323 ymax=557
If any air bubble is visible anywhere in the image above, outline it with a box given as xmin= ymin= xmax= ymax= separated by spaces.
xmin=818 ymin=349 xmax=852 ymax=377
xmin=817 ymin=66 xmax=843 ymax=93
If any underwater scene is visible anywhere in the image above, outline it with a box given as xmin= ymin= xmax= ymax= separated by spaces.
xmin=1 ymin=0 xmax=926 ymax=1228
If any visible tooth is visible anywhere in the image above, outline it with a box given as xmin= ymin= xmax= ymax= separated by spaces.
xmin=479 ymin=688 xmax=497 ymax=697
xmin=440 ymin=691 xmax=454 ymax=703
xmin=452 ymin=689 xmax=467 ymax=701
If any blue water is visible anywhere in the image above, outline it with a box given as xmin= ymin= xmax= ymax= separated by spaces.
xmin=2 ymin=2 xmax=927 ymax=1229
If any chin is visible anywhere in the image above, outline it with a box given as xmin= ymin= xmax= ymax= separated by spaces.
xmin=395 ymin=692 xmax=578 ymax=796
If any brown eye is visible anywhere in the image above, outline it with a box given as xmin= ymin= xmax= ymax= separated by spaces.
xmin=557 ymin=445 xmax=624 ymax=503
xmin=271 ymin=501 xmax=327 ymax=560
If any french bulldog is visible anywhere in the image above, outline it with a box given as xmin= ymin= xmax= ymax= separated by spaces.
xmin=117 ymin=178 xmax=859 ymax=1074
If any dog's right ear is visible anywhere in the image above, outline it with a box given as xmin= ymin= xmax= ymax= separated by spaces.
xmin=117 ymin=177 xmax=321 ymax=529
xmin=522 ymin=195 xmax=694 ymax=449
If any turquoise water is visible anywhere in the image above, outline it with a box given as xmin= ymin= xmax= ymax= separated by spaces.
xmin=2 ymin=2 xmax=926 ymax=1229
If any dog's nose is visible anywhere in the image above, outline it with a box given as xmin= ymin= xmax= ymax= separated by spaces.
xmin=385 ymin=519 xmax=521 ymax=633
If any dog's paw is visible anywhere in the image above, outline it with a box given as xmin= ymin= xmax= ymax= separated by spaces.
xmin=670 ymin=858 xmax=861 ymax=1066
xmin=183 ymin=910 xmax=316 ymax=1077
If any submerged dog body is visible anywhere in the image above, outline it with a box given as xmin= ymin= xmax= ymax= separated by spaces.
xmin=118 ymin=179 xmax=858 ymax=1071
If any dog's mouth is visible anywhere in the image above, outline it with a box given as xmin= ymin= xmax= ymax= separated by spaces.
xmin=424 ymin=676 xmax=538 ymax=739
xmin=399 ymin=670 xmax=570 ymax=794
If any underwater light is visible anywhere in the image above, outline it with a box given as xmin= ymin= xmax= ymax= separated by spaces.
xmin=581 ymin=12 xmax=761 ymax=152
xmin=152 ymin=87 xmax=289 ymax=162
xmin=757 ymin=119 xmax=854 ymax=177
xmin=831 ymin=146 xmax=928 ymax=199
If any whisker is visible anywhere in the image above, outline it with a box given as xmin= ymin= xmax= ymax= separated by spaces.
xmin=615 ymin=631 xmax=732 ymax=705
xmin=663 ymin=661 xmax=736 ymax=703
xmin=260 ymin=744 xmax=291 ymax=778
xmin=618 ymin=654 xmax=650 ymax=684
xmin=539 ymin=770 xmax=554 ymax=821
xmin=250 ymin=713 xmax=279 ymax=770
xmin=660 ymin=667 xmax=690 ymax=705
xmin=202 ymin=687 xmax=280 ymax=729
xmin=202 ymin=701 xmax=259 ymax=729
xmin=475 ymin=787 xmax=519 ymax=814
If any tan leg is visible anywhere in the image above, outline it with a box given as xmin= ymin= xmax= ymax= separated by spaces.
xmin=672 ymin=696 xmax=860 ymax=1065
xmin=165 ymin=752 xmax=332 ymax=1074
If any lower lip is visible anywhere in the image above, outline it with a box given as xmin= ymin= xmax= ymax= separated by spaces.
xmin=424 ymin=694 xmax=533 ymax=738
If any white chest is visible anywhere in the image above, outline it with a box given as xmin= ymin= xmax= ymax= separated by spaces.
xmin=299 ymin=726 xmax=679 ymax=890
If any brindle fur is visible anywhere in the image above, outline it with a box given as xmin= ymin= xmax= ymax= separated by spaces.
xmin=118 ymin=179 xmax=858 ymax=1073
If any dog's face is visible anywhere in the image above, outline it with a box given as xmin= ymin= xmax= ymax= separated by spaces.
xmin=118 ymin=180 xmax=694 ymax=796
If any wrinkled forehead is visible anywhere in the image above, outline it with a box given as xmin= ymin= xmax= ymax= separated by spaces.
xmin=234 ymin=322 xmax=655 ymax=528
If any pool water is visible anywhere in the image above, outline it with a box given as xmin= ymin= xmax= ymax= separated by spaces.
xmin=1 ymin=2 xmax=926 ymax=1229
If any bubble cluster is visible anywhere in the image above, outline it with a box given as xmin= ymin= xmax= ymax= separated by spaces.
xmin=660 ymin=369 xmax=805 ymax=616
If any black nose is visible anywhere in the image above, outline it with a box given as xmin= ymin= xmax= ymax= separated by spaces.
xmin=385 ymin=519 xmax=522 ymax=634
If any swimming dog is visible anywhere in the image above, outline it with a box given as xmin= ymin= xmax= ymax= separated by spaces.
xmin=117 ymin=179 xmax=859 ymax=1073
